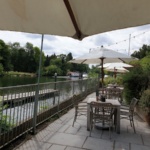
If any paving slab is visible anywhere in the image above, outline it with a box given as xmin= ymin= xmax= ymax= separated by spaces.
xmin=142 ymin=134 xmax=150 ymax=146
xmin=46 ymin=132 xmax=87 ymax=148
xmin=15 ymin=140 xmax=52 ymax=150
xmin=32 ymin=129 xmax=51 ymax=141
xmin=114 ymin=141 xmax=129 ymax=150
xmin=80 ymin=127 xmax=102 ymax=138
xmin=66 ymin=147 xmax=86 ymax=150
xmin=112 ymin=132 xmax=143 ymax=145
xmin=83 ymin=137 xmax=114 ymax=150
xmin=58 ymin=124 xmax=70 ymax=133
xmin=44 ymin=122 xmax=62 ymax=132
xmin=65 ymin=126 xmax=79 ymax=134
xmin=131 ymin=143 xmax=150 ymax=150
xmin=48 ymin=144 xmax=66 ymax=150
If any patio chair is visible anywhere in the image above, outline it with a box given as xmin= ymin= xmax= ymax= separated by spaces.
xmin=105 ymin=87 xmax=123 ymax=102
xmin=120 ymin=98 xmax=138 ymax=133
xmin=89 ymin=102 xmax=115 ymax=139
xmin=72 ymin=95 xmax=87 ymax=127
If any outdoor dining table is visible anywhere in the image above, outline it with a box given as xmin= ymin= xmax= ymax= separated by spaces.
xmin=87 ymin=98 xmax=121 ymax=134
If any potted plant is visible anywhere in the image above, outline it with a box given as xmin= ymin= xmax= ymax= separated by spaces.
xmin=139 ymin=89 xmax=150 ymax=126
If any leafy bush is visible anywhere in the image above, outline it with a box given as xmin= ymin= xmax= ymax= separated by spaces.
xmin=104 ymin=76 xmax=123 ymax=86
xmin=139 ymin=89 xmax=150 ymax=114
xmin=0 ymin=63 xmax=4 ymax=75
xmin=44 ymin=65 xmax=62 ymax=76
xmin=0 ymin=102 xmax=14 ymax=133
xmin=122 ymin=66 xmax=149 ymax=104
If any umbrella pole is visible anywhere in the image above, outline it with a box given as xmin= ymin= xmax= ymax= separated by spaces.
xmin=33 ymin=34 xmax=44 ymax=134
xmin=114 ymin=67 xmax=116 ymax=78
xmin=101 ymin=58 xmax=104 ymax=87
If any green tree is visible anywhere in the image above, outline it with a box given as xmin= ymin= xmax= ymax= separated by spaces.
xmin=0 ymin=40 xmax=11 ymax=71
xmin=131 ymin=44 xmax=150 ymax=59
xmin=66 ymin=52 xmax=73 ymax=61
xmin=44 ymin=55 xmax=50 ymax=67
xmin=139 ymin=55 xmax=150 ymax=72
xmin=0 ymin=63 xmax=4 ymax=75
xmin=122 ymin=65 xmax=149 ymax=104
xmin=45 ymin=65 xmax=62 ymax=76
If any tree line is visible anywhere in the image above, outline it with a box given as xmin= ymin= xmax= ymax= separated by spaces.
xmin=0 ymin=39 xmax=89 ymax=76
xmin=1 ymin=38 xmax=150 ymax=77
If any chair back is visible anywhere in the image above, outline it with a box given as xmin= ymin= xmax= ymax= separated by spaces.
xmin=129 ymin=98 xmax=138 ymax=113
xmin=105 ymin=87 xmax=122 ymax=100
xmin=90 ymin=102 xmax=114 ymax=120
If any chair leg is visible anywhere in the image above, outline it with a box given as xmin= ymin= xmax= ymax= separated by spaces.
xmin=129 ymin=115 xmax=136 ymax=133
xmin=89 ymin=113 xmax=93 ymax=137
xmin=129 ymin=116 xmax=133 ymax=127
xmin=131 ymin=117 xmax=136 ymax=133
xmin=72 ymin=112 xmax=77 ymax=127
xmin=109 ymin=124 xmax=111 ymax=139
xmin=113 ymin=109 xmax=117 ymax=131
xmin=89 ymin=120 xmax=92 ymax=137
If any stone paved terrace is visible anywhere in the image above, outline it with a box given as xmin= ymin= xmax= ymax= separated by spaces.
xmin=14 ymin=93 xmax=150 ymax=150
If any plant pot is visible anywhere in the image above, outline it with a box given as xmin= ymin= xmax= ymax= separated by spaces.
xmin=145 ymin=113 xmax=150 ymax=126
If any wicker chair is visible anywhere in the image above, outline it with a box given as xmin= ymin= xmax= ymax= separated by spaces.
xmin=120 ymin=98 xmax=138 ymax=133
xmin=105 ymin=87 xmax=123 ymax=102
xmin=72 ymin=95 xmax=87 ymax=127
xmin=89 ymin=102 xmax=115 ymax=138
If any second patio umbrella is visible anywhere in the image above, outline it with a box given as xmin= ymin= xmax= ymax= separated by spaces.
xmin=105 ymin=66 xmax=129 ymax=78
xmin=101 ymin=62 xmax=133 ymax=68
xmin=69 ymin=46 xmax=133 ymax=86
xmin=98 ymin=62 xmax=133 ymax=78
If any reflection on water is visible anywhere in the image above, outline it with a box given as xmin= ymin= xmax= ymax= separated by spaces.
xmin=3 ymin=96 xmax=60 ymax=124
xmin=0 ymin=76 xmax=67 ymax=87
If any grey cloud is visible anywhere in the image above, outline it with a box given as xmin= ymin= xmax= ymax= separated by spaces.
xmin=135 ymin=24 xmax=150 ymax=31
xmin=24 ymin=33 xmax=41 ymax=39
xmin=44 ymin=35 xmax=57 ymax=41
xmin=43 ymin=44 xmax=54 ymax=51
xmin=24 ymin=33 xmax=57 ymax=41
xmin=94 ymin=34 xmax=114 ymax=46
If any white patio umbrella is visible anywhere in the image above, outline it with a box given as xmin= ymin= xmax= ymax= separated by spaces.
xmin=0 ymin=0 xmax=150 ymax=39
xmin=105 ymin=66 xmax=129 ymax=78
xmin=69 ymin=46 xmax=133 ymax=85
xmin=101 ymin=62 xmax=133 ymax=69
xmin=105 ymin=67 xmax=129 ymax=73
xmin=98 ymin=62 xmax=132 ymax=78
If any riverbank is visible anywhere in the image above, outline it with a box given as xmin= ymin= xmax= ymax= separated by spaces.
xmin=4 ymin=71 xmax=36 ymax=77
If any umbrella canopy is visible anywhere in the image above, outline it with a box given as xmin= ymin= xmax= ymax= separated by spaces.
xmin=0 ymin=0 xmax=150 ymax=39
xmin=69 ymin=46 xmax=132 ymax=85
xmin=105 ymin=67 xmax=129 ymax=73
xmin=98 ymin=62 xmax=133 ymax=68
xmin=105 ymin=66 xmax=129 ymax=78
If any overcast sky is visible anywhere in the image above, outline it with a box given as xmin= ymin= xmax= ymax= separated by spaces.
xmin=0 ymin=24 xmax=150 ymax=59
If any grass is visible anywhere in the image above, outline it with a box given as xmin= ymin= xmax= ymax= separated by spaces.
xmin=5 ymin=71 xmax=36 ymax=77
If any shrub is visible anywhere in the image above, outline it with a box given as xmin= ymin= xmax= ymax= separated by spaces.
xmin=0 ymin=102 xmax=14 ymax=133
xmin=122 ymin=67 xmax=149 ymax=104
xmin=104 ymin=76 xmax=123 ymax=86
xmin=139 ymin=89 xmax=150 ymax=114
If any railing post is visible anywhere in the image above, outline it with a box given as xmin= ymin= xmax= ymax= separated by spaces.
xmin=53 ymin=73 xmax=57 ymax=105
xmin=72 ymin=81 xmax=74 ymax=96
xmin=33 ymin=34 xmax=44 ymax=134
xmin=57 ymin=91 xmax=60 ymax=117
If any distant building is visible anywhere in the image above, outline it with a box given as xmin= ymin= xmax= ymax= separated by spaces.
xmin=67 ymin=72 xmax=80 ymax=77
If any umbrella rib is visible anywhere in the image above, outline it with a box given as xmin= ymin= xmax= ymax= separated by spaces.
xmin=64 ymin=0 xmax=81 ymax=39
xmin=119 ymin=58 xmax=126 ymax=63
xmin=81 ymin=59 xmax=87 ymax=64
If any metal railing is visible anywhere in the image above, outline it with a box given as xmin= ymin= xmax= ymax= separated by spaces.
xmin=0 ymin=77 xmax=98 ymax=149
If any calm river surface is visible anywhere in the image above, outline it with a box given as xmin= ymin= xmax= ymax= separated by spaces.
xmin=0 ymin=76 xmax=71 ymax=87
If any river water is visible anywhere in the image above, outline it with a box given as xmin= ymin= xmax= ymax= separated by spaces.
xmin=0 ymin=76 xmax=71 ymax=87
